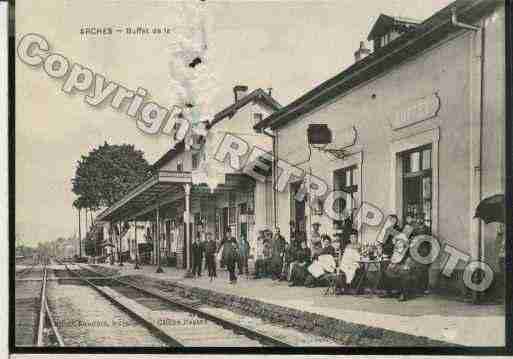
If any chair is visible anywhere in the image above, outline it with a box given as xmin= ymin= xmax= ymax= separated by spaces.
xmin=323 ymin=270 xmax=338 ymax=296
xmin=323 ymin=249 xmax=342 ymax=296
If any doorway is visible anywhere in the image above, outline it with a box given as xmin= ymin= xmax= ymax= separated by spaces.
xmin=290 ymin=181 xmax=306 ymax=237
xmin=401 ymin=144 xmax=432 ymax=233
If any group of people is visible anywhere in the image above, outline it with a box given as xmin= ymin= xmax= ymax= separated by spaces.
xmin=190 ymin=227 xmax=251 ymax=284
xmin=190 ymin=214 xmax=431 ymax=302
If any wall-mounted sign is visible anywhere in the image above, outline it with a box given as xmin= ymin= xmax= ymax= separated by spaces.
xmin=389 ymin=93 xmax=440 ymax=130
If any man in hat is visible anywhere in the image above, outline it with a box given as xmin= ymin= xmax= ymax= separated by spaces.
xmin=204 ymin=232 xmax=217 ymax=281
xmin=191 ymin=232 xmax=204 ymax=277
xmin=221 ymin=227 xmax=239 ymax=284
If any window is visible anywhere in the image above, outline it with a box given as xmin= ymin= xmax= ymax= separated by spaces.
xmin=238 ymin=202 xmax=247 ymax=216
xmin=246 ymin=191 xmax=255 ymax=214
xmin=403 ymin=146 xmax=431 ymax=174
xmin=228 ymin=192 xmax=236 ymax=207
xmin=253 ymin=113 xmax=263 ymax=126
xmin=228 ymin=206 xmax=236 ymax=225
xmin=192 ymin=152 xmax=200 ymax=170
xmin=177 ymin=161 xmax=183 ymax=172
xmin=381 ymin=33 xmax=392 ymax=47
xmin=194 ymin=213 xmax=202 ymax=235
xmin=402 ymin=145 xmax=432 ymax=232
xmin=333 ymin=166 xmax=358 ymax=220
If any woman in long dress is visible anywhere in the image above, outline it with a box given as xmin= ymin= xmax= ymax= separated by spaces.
xmin=336 ymin=232 xmax=361 ymax=294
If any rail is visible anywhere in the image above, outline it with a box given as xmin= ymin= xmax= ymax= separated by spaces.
xmin=36 ymin=265 xmax=46 ymax=346
xmin=35 ymin=264 xmax=64 ymax=347
xmin=71 ymin=263 xmax=292 ymax=347
xmin=60 ymin=262 xmax=182 ymax=347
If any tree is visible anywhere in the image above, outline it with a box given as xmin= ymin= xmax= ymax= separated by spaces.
xmin=71 ymin=142 xmax=151 ymax=209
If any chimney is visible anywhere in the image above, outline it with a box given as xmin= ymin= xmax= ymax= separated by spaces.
xmin=354 ymin=41 xmax=371 ymax=62
xmin=233 ymin=85 xmax=249 ymax=103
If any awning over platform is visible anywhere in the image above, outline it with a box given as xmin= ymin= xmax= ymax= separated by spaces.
xmin=96 ymin=170 xmax=192 ymax=223
xmin=95 ymin=170 xmax=256 ymax=223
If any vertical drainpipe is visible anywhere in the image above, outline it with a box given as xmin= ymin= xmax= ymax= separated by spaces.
xmin=261 ymin=128 xmax=277 ymax=228
xmin=472 ymin=22 xmax=485 ymax=268
xmin=478 ymin=22 xmax=486 ymax=267
xmin=452 ymin=8 xmax=484 ymax=279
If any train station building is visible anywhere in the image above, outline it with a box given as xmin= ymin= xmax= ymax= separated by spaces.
xmin=95 ymin=87 xmax=281 ymax=271
xmin=254 ymin=0 xmax=506 ymax=294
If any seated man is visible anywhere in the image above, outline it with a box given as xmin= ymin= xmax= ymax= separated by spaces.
xmin=288 ymin=240 xmax=312 ymax=286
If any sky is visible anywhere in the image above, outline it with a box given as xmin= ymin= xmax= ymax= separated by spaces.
xmin=15 ymin=0 xmax=453 ymax=246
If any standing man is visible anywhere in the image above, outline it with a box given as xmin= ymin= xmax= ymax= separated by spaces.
xmin=197 ymin=232 xmax=206 ymax=277
xmin=237 ymin=232 xmax=250 ymax=276
xmin=191 ymin=233 xmax=204 ymax=277
xmin=222 ymin=228 xmax=239 ymax=284
xmin=205 ymin=232 xmax=217 ymax=281
xmin=270 ymin=227 xmax=286 ymax=281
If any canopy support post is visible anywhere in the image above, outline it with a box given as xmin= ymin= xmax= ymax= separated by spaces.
xmin=156 ymin=196 xmax=164 ymax=273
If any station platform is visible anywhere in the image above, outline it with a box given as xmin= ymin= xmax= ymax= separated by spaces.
xmin=89 ymin=263 xmax=505 ymax=347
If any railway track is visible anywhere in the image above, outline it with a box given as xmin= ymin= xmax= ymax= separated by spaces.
xmin=15 ymin=263 xmax=36 ymax=278
xmin=15 ymin=262 xmax=64 ymax=347
xmin=61 ymin=262 xmax=292 ymax=347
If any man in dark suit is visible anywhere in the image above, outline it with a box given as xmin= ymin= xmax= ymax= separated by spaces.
xmin=191 ymin=233 xmax=204 ymax=277
xmin=204 ymin=232 xmax=217 ymax=281
xmin=222 ymin=227 xmax=239 ymax=284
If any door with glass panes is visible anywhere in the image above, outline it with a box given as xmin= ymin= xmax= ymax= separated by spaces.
xmin=402 ymin=145 xmax=432 ymax=233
